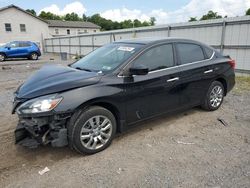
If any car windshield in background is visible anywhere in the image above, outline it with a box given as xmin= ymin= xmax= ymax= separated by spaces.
xmin=71 ymin=43 xmax=144 ymax=73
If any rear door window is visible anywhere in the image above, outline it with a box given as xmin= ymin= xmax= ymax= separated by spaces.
xmin=176 ymin=43 xmax=205 ymax=65
xmin=19 ymin=42 xmax=31 ymax=47
xmin=133 ymin=44 xmax=175 ymax=72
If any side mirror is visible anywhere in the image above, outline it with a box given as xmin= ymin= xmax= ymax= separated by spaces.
xmin=5 ymin=46 xmax=10 ymax=49
xmin=129 ymin=65 xmax=149 ymax=76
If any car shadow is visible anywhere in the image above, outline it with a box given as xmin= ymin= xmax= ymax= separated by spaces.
xmin=14 ymin=107 xmax=205 ymax=162
xmin=4 ymin=58 xmax=30 ymax=61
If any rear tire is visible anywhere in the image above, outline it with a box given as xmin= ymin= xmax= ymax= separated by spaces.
xmin=201 ymin=81 xmax=224 ymax=111
xmin=0 ymin=53 xmax=6 ymax=62
xmin=68 ymin=106 xmax=116 ymax=154
xmin=29 ymin=52 xmax=38 ymax=60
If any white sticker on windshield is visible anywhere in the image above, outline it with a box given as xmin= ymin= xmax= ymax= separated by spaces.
xmin=102 ymin=66 xmax=112 ymax=70
xmin=117 ymin=46 xmax=135 ymax=52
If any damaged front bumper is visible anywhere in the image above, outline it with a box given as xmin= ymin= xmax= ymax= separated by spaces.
xmin=15 ymin=114 xmax=71 ymax=148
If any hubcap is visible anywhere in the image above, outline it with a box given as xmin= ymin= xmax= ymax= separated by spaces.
xmin=31 ymin=53 xmax=37 ymax=60
xmin=210 ymin=85 xmax=223 ymax=108
xmin=0 ymin=54 xmax=4 ymax=61
xmin=80 ymin=115 xmax=112 ymax=150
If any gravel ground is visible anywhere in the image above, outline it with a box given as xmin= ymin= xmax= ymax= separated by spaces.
xmin=0 ymin=59 xmax=249 ymax=188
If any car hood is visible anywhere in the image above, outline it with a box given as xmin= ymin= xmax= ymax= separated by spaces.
xmin=16 ymin=64 xmax=102 ymax=99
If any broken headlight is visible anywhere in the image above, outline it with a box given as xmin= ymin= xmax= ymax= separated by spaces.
xmin=17 ymin=94 xmax=63 ymax=114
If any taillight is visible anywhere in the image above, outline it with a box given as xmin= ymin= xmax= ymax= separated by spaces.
xmin=228 ymin=59 xmax=235 ymax=69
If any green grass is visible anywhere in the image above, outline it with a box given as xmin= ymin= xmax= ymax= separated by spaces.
xmin=233 ymin=76 xmax=250 ymax=94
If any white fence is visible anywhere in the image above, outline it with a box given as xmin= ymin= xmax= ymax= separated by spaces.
xmin=44 ymin=16 xmax=250 ymax=73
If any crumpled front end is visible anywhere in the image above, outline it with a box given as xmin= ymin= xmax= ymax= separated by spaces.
xmin=15 ymin=114 xmax=70 ymax=148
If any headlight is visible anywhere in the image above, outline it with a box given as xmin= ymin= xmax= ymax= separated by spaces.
xmin=17 ymin=94 xmax=63 ymax=114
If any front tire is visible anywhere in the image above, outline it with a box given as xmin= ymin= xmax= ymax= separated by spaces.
xmin=68 ymin=106 xmax=116 ymax=154
xmin=201 ymin=81 xmax=224 ymax=111
xmin=0 ymin=53 xmax=6 ymax=62
xmin=29 ymin=52 xmax=38 ymax=60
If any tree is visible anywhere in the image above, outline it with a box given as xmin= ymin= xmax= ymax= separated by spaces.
xmin=38 ymin=11 xmax=155 ymax=30
xmin=246 ymin=8 xmax=250 ymax=15
xmin=82 ymin=14 xmax=88 ymax=21
xmin=150 ymin=17 xmax=156 ymax=26
xmin=64 ymin=13 xmax=82 ymax=21
xmin=189 ymin=17 xmax=197 ymax=22
xmin=200 ymin=10 xmax=222 ymax=20
xmin=38 ymin=11 xmax=62 ymax=20
xmin=26 ymin=9 xmax=36 ymax=16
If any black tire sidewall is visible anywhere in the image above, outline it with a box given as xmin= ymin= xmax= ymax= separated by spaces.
xmin=205 ymin=81 xmax=224 ymax=111
xmin=69 ymin=106 xmax=117 ymax=154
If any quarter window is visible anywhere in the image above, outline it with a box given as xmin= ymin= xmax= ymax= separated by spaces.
xmin=176 ymin=43 xmax=205 ymax=64
xmin=55 ymin=29 xmax=59 ymax=34
xmin=67 ymin=29 xmax=70 ymax=35
xmin=133 ymin=44 xmax=174 ymax=72
xmin=5 ymin=23 xmax=12 ymax=32
xmin=20 ymin=24 xmax=26 ymax=32
xmin=204 ymin=47 xmax=214 ymax=58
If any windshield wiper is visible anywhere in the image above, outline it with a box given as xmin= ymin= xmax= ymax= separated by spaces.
xmin=75 ymin=67 xmax=93 ymax=72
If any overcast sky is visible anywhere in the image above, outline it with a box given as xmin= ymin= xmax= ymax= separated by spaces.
xmin=1 ymin=0 xmax=250 ymax=24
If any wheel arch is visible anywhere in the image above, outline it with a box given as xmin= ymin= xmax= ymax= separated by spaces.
xmin=74 ymin=99 xmax=123 ymax=133
xmin=30 ymin=51 xmax=38 ymax=56
xmin=0 ymin=52 xmax=7 ymax=57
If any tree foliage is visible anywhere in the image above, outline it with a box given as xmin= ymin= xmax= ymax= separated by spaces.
xmin=188 ymin=11 xmax=223 ymax=22
xmin=39 ymin=11 xmax=62 ymax=20
xmin=64 ymin=13 xmax=82 ymax=21
xmin=188 ymin=17 xmax=197 ymax=22
xmin=200 ymin=10 xmax=222 ymax=20
xmin=37 ymin=11 xmax=155 ymax=30
xmin=246 ymin=8 xmax=250 ymax=15
xmin=26 ymin=9 xmax=36 ymax=16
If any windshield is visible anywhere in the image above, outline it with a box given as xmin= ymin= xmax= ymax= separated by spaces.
xmin=71 ymin=43 xmax=144 ymax=73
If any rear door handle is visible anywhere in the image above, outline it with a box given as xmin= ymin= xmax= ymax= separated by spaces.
xmin=167 ymin=77 xmax=179 ymax=82
xmin=204 ymin=69 xmax=213 ymax=74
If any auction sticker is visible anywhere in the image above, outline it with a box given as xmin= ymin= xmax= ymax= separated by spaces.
xmin=117 ymin=46 xmax=135 ymax=52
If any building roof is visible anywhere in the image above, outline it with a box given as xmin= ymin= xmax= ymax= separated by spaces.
xmin=0 ymin=4 xmax=47 ymax=23
xmin=47 ymin=20 xmax=101 ymax=29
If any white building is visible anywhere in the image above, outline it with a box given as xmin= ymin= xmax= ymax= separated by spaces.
xmin=0 ymin=5 xmax=49 ymax=51
xmin=0 ymin=5 xmax=101 ymax=52
xmin=47 ymin=20 xmax=100 ymax=37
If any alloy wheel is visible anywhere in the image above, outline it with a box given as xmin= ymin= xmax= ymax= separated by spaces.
xmin=31 ymin=53 xmax=38 ymax=60
xmin=210 ymin=85 xmax=223 ymax=108
xmin=80 ymin=115 xmax=112 ymax=150
xmin=0 ymin=54 xmax=5 ymax=61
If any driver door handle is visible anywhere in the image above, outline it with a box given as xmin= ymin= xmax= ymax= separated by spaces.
xmin=204 ymin=69 xmax=213 ymax=74
xmin=167 ymin=77 xmax=179 ymax=82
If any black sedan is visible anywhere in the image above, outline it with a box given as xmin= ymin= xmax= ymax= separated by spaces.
xmin=12 ymin=38 xmax=235 ymax=154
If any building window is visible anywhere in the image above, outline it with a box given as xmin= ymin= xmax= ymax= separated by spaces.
xmin=20 ymin=24 xmax=26 ymax=32
xmin=93 ymin=30 xmax=96 ymax=32
xmin=67 ymin=29 xmax=70 ymax=35
xmin=5 ymin=23 xmax=12 ymax=32
xmin=55 ymin=29 xmax=59 ymax=34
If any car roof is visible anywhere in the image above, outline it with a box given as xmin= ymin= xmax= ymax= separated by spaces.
xmin=114 ymin=37 xmax=203 ymax=45
xmin=10 ymin=41 xmax=32 ymax=43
